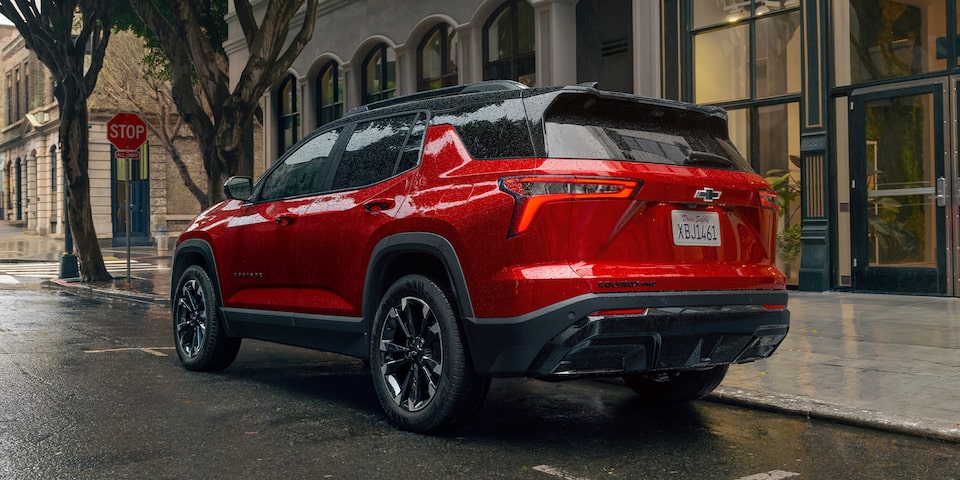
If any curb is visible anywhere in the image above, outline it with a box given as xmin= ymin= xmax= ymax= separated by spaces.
xmin=42 ymin=278 xmax=168 ymax=306
xmin=707 ymin=386 xmax=960 ymax=444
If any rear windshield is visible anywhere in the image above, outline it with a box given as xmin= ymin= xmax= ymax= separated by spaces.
xmin=543 ymin=96 xmax=753 ymax=173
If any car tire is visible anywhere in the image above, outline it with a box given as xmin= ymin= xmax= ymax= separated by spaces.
xmin=622 ymin=365 xmax=729 ymax=402
xmin=370 ymin=274 xmax=490 ymax=433
xmin=172 ymin=265 xmax=241 ymax=371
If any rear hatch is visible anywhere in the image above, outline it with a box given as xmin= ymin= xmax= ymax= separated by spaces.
xmin=523 ymin=91 xmax=784 ymax=292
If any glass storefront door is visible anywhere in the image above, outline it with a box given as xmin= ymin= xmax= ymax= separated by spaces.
xmin=850 ymin=83 xmax=950 ymax=294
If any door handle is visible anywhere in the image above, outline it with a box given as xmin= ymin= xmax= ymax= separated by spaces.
xmin=275 ymin=215 xmax=296 ymax=226
xmin=936 ymin=176 xmax=946 ymax=207
xmin=364 ymin=199 xmax=395 ymax=213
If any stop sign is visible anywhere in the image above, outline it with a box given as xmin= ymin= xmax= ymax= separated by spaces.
xmin=107 ymin=112 xmax=148 ymax=151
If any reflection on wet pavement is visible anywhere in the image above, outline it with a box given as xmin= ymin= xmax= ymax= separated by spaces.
xmin=722 ymin=292 xmax=960 ymax=425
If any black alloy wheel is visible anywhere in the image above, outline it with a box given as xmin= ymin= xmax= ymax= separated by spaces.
xmin=370 ymin=274 xmax=489 ymax=432
xmin=173 ymin=265 xmax=241 ymax=371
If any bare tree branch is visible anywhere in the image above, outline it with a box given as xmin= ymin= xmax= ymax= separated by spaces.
xmin=128 ymin=0 xmax=318 ymax=204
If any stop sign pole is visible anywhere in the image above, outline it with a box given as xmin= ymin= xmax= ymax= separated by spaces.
xmin=106 ymin=112 xmax=149 ymax=282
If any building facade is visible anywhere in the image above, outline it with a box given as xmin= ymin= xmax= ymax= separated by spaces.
xmin=227 ymin=0 xmax=960 ymax=298
xmin=0 ymin=30 xmax=209 ymax=249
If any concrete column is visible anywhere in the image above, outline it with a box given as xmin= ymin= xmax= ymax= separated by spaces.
xmin=396 ymin=44 xmax=417 ymax=96
xmin=456 ymin=25 xmax=474 ymax=84
xmin=262 ymin=90 xmax=276 ymax=169
xmin=548 ymin=0 xmax=577 ymax=87
xmin=531 ymin=0 xmax=577 ymax=87
xmin=300 ymin=75 xmax=316 ymax=134
xmin=633 ymin=0 xmax=662 ymax=97
xmin=343 ymin=63 xmax=361 ymax=112
xmin=465 ymin=22 xmax=484 ymax=83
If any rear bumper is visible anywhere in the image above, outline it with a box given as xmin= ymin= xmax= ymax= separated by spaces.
xmin=461 ymin=290 xmax=789 ymax=377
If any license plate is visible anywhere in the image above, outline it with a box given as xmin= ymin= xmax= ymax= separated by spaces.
xmin=672 ymin=210 xmax=721 ymax=246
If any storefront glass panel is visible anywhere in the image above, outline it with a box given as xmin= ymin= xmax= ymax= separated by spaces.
xmin=758 ymin=103 xmax=801 ymax=283
xmin=755 ymin=11 xmax=802 ymax=98
xmin=833 ymin=0 xmax=947 ymax=86
xmin=864 ymin=94 xmax=937 ymax=268
xmin=694 ymin=24 xmax=749 ymax=103
xmin=726 ymin=108 xmax=750 ymax=164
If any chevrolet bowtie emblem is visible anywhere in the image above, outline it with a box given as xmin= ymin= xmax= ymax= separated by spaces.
xmin=694 ymin=187 xmax=722 ymax=202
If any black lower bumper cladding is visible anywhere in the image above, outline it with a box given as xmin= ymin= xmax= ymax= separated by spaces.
xmin=463 ymin=290 xmax=790 ymax=377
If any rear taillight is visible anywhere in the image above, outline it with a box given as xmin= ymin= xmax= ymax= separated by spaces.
xmin=499 ymin=176 xmax=641 ymax=237
xmin=759 ymin=189 xmax=780 ymax=212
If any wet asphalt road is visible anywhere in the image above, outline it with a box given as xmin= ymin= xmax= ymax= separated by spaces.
xmin=0 ymin=285 xmax=958 ymax=480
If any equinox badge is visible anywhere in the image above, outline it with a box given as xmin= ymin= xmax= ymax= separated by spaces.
xmin=694 ymin=187 xmax=722 ymax=203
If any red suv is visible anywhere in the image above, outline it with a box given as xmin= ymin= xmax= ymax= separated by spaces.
xmin=171 ymin=81 xmax=789 ymax=432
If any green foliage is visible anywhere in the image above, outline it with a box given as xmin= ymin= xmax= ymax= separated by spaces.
xmin=764 ymin=169 xmax=799 ymax=218
xmin=868 ymin=197 xmax=919 ymax=262
xmin=766 ymin=168 xmax=802 ymax=278
xmin=115 ymin=0 xmax=228 ymax=80
xmin=777 ymin=224 xmax=802 ymax=266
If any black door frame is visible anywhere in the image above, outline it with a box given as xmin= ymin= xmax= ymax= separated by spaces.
xmin=849 ymin=83 xmax=948 ymax=295
xmin=110 ymin=145 xmax=151 ymax=247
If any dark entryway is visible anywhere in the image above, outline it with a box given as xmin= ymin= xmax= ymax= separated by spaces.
xmin=111 ymin=145 xmax=151 ymax=247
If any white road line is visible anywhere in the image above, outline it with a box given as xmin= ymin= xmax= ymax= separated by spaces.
xmin=0 ymin=275 xmax=19 ymax=284
xmin=0 ymin=260 xmax=159 ymax=277
xmin=532 ymin=465 xmax=591 ymax=480
xmin=735 ymin=471 xmax=801 ymax=480
xmin=83 ymin=347 xmax=175 ymax=357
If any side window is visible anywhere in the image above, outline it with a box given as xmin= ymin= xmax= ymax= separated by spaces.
xmin=433 ymin=98 xmax=534 ymax=159
xmin=260 ymin=128 xmax=341 ymax=201
xmin=397 ymin=115 xmax=426 ymax=173
xmin=331 ymin=113 xmax=421 ymax=191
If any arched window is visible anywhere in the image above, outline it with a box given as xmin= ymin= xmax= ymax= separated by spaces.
xmin=418 ymin=24 xmax=458 ymax=91
xmin=362 ymin=44 xmax=396 ymax=104
xmin=316 ymin=61 xmax=344 ymax=126
xmin=277 ymin=75 xmax=300 ymax=154
xmin=50 ymin=145 xmax=57 ymax=193
xmin=483 ymin=0 xmax=536 ymax=86
xmin=14 ymin=157 xmax=22 ymax=221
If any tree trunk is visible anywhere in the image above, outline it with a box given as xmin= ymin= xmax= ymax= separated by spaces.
xmin=60 ymin=85 xmax=111 ymax=282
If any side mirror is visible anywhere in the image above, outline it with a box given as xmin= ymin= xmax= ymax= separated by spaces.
xmin=223 ymin=176 xmax=253 ymax=200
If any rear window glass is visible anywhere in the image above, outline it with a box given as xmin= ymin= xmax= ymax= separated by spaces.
xmin=543 ymin=97 xmax=753 ymax=172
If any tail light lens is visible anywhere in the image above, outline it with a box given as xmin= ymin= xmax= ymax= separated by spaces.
xmin=759 ymin=189 xmax=780 ymax=212
xmin=499 ymin=176 xmax=641 ymax=237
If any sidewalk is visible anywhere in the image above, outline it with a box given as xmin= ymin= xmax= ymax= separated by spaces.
xmin=2 ymin=222 xmax=959 ymax=442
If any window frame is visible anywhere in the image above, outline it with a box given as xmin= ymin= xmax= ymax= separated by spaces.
xmin=482 ymin=0 xmax=536 ymax=85
xmin=417 ymin=23 xmax=459 ymax=92
xmin=277 ymin=74 xmax=300 ymax=155
xmin=316 ymin=60 xmax=344 ymax=126
xmin=361 ymin=43 xmax=397 ymax=105
xmin=682 ymin=0 xmax=801 ymax=173
xmin=50 ymin=145 xmax=57 ymax=193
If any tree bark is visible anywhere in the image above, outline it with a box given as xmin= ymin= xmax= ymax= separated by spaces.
xmin=59 ymin=81 xmax=111 ymax=282
xmin=0 ymin=0 xmax=114 ymax=282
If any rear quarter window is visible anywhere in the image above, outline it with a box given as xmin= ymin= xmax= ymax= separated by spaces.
xmin=432 ymin=98 xmax=535 ymax=159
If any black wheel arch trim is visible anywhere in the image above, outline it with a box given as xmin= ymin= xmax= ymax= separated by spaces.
xmin=171 ymin=239 xmax=224 ymax=320
xmin=363 ymin=232 xmax=475 ymax=327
